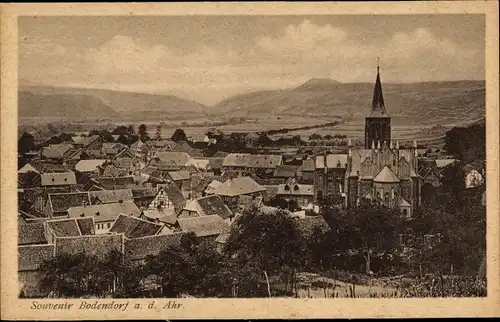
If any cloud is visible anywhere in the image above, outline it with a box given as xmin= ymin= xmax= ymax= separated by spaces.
xmin=19 ymin=19 xmax=483 ymax=105
xmin=85 ymin=35 xmax=170 ymax=74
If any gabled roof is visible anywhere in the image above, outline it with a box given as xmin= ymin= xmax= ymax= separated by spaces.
xmin=89 ymin=189 xmax=134 ymax=204
xmin=18 ymin=221 xmax=47 ymax=245
xmin=67 ymin=200 xmax=141 ymax=223
xmin=315 ymin=154 xmax=348 ymax=169
xmin=178 ymin=215 xmax=230 ymax=237
xmin=167 ymin=170 xmax=191 ymax=181
xmin=41 ymin=144 xmax=74 ymax=159
xmin=125 ymin=232 xmax=186 ymax=261
xmin=48 ymin=192 xmax=90 ymax=214
xmin=110 ymin=214 xmax=163 ymax=238
xmin=373 ymin=166 xmax=400 ymax=183
xmin=155 ymin=181 xmax=186 ymax=210
xmin=153 ymin=151 xmax=192 ymax=166
xmin=94 ymin=176 xmax=136 ymax=190
xmin=41 ymin=172 xmax=76 ymax=186
xmin=75 ymin=159 xmax=107 ymax=173
xmin=72 ymin=135 xmax=100 ymax=147
xmin=101 ymin=164 xmax=129 ymax=177
xmin=46 ymin=218 xmax=82 ymax=237
xmin=142 ymin=208 xmax=178 ymax=225
xmin=247 ymin=154 xmax=283 ymax=169
xmin=184 ymin=195 xmax=234 ymax=220
xmin=131 ymin=188 xmax=158 ymax=199
xmin=55 ymin=234 xmax=124 ymax=259
xmin=18 ymin=244 xmax=54 ymax=271
xmin=18 ymin=163 xmax=41 ymax=174
xmin=273 ymin=165 xmax=299 ymax=178
xmin=213 ymin=176 xmax=266 ymax=197
xmin=399 ymin=198 xmax=411 ymax=207
xmin=204 ymin=180 xmax=223 ymax=194
xmin=222 ymin=153 xmax=250 ymax=167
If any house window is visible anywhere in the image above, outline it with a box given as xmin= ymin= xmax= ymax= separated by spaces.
xmin=403 ymin=209 xmax=408 ymax=218
xmin=107 ymin=222 xmax=111 ymax=228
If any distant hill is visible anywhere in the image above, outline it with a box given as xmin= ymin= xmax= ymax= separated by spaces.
xmin=212 ymin=79 xmax=485 ymax=125
xmin=18 ymin=91 xmax=121 ymax=119
xmin=19 ymin=84 xmax=209 ymax=120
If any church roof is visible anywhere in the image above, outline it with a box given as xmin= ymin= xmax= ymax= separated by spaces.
xmin=373 ymin=166 xmax=400 ymax=183
xmin=399 ymin=198 xmax=411 ymax=207
xmin=367 ymin=66 xmax=389 ymax=118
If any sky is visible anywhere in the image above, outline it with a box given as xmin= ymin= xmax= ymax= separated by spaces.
xmin=19 ymin=15 xmax=485 ymax=106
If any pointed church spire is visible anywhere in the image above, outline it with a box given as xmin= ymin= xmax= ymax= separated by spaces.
xmin=371 ymin=59 xmax=387 ymax=115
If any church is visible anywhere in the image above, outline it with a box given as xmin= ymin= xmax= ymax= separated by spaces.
xmin=314 ymin=65 xmax=421 ymax=218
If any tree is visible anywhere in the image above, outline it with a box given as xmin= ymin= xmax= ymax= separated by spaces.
xmin=138 ymin=124 xmax=149 ymax=140
xmin=171 ymin=128 xmax=187 ymax=142
xmin=309 ymin=133 xmax=322 ymax=141
xmin=155 ymin=126 xmax=162 ymax=140
xmin=18 ymin=132 xmax=35 ymax=154
xmin=326 ymin=201 xmax=403 ymax=274
xmin=127 ymin=124 xmax=135 ymax=135
xmin=224 ymin=210 xmax=303 ymax=296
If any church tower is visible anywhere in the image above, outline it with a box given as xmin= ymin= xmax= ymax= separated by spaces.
xmin=365 ymin=61 xmax=391 ymax=148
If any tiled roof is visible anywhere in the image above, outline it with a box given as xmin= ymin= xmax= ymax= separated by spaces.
xmin=75 ymin=159 xmax=107 ymax=173
xmin=153 ymin=152 xmax=192 ymax=166
xmin=131 ymin=188 xmax=158 ymax=199
xmin=55 ymin=234 xmax=124 ymax=259
xmin=207 ymin=157 xmax=225 ymax=168
xmin=156 ymin=181 xmax=186 ymax=210
xmin=273 ymin=165 xmax=299 ymax=178
xmin=238 ymin=194 xmax=264 ymax=209
xmin=89 ymin=189 xmax=134 ymax=204
xmin=188 ymin=195 xmax=234 ymax=220
xmin=191 ymin=176 xmax=212 ymax=193
xmin=315 ymin=154 xmax=349 ymax=169
xmin=41 ymin=144 xmax=73 ymax=159
xmin=277 ymin=183 xmax=314 ymax=196
xmin=72 ymin=135 xmax=99 ymax=147
xmin=101 ymin=164 xmax=129 ymax=177
xmin=204 ymin=180 xmax=222 ymax=194
xmin=125 ymin=232 xmax=186 ymax=261
xmin=373 ymin=166 xmax=400 ymax=183
xmin=178 ymin=215 xmax=230 ymax=237
xmin=142 ymin=209 xmax=178 ymax=225
xmin=18 ymin=244 xmax=54 ymax=271
xmin=247 ymin=154 xmax=283 ymax=169
xmin=67 ymin=200 xmax=141 ymax=223
xmin=185 ymin=159 xmax=211 ymax=170
xmin=18 ymin=221 xmax=47 ymax=245
xmin=41 ymin=172 xmax=77 ymax=186
xmin=213 ymin=176 xmax=266 ymax=197
xmin=76 ymin=217 xmax=95 ymax=235
xmin=46 ymin=218 xmax=82 ymax=237
xmin=222 ymin=153 xmax=250 ymax=167
xmin=48 ymin=192 xmax=90 ymax=214
xmin=95 ymin=176 xmax=136 ymax=190
xmin=167 ymin=170 xmax=191 ymax=181
xmin=110 ymin=214 xmax=163 ymax=238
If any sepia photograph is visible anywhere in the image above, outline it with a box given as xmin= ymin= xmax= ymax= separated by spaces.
xmin=2 ymin=1 xmax=499 ymax=319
